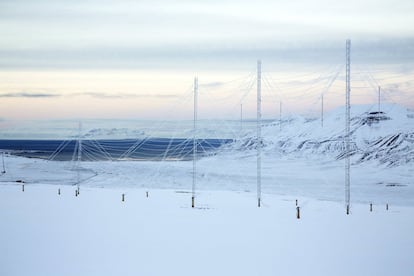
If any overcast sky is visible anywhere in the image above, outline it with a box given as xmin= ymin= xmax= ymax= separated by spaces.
xmin=1 ymin=0 xmax=413 ymax=68
xmin=0 ymin=0 xmax=413 ymax=120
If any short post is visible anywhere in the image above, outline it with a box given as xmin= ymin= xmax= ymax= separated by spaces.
xmin=296 ymin=206 xmax=300 ymax=219
xmin=386 ymin=203 xmax=389 ymax=211
xmin=370 ymin=203 xmax=373 ymax=212
xmin=22 ymin=184 xmax=24 ymax=192
xmin=58 ymin=188 xmax=61 ymax=195
xmin=295 ymin=199 xmax=298 ymax=206
xmin=346 ymin=204 xmax=350 ymax=215
xmin=122 ymin=194 xmax=125 ymax=202
xmin=192 ymin=196 xmax=195 ymax=208
xmin=146 ymin=191 xmax=149 ymax=198
xmin=258 ymin=198 xmax=261 ymax=208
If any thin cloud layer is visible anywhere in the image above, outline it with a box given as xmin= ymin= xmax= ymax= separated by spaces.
xmin=0 ymin=0 xmax=413 ymax=69
xmin=0 ymin=0 xmax=413 ymax=120
xmin=0 ymin=92 xmax=179 ymax=99
xmin=0 ymin=92 xmax=60 ymax=98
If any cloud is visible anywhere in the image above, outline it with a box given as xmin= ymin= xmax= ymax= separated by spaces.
xmin=0 ymin=92 xmax=60 ymax=98
xmin=0 ymin=91 xmax=179 ymax=99
xmin=70 ymin=92 xmax=178 ymax=99
xmin=1 ymin=38 xmax=413 ymax=70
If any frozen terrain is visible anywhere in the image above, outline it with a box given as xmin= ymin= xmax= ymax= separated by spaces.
xmin=234 ymin=103 xmax=414 ymax=167
xmin=0 ymin=103 xmax=413 ymax=276
xmin=1 ymin=185 xmax=414 ymax=276
xmin=1 ymin=104 xmax=412 ymax=205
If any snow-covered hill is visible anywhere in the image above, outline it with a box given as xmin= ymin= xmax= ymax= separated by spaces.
xmin=230 ymin=104 xmax=414 ymax=167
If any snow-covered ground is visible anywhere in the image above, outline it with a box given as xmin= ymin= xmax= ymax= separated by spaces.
xmin=1 ymin=103 xmax=413 ymax=275
xmin=1 ymin=151 xmax=414 ymax=276
xmin=1 ymin=148 xmax=413 ymax=206
xmin=1 ymin=184 xmax=414 ymax=276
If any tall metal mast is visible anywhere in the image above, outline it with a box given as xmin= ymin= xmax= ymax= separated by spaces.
xmin=240 ymin=104 xmax=243 ymax=133
xmin=77 ymin=122 xmax=82 ymax=163
xmin=1 ymin=152 xmax=5 ymax=174
xmin=257 ymin=60 xmax=262 ymax=207
xmin=192 ymin=77 xmax=198 ymax=208
xmin=345 ymin=39 xmax=351 ymax=214
xmin=378 ymin=86 xmax=381 ymax=112
xmin=279 ymin=101 xmax=282 ymax=131
xmin=77 ymin=122 xmax=82 ymax=192
xmin=321 ymin=94 xmax=324 ymax=127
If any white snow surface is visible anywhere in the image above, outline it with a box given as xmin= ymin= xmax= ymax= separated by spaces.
xmin=1 ymin=103 xmax=413 ymax=275
xmin=1 ymin=185 xmax=413 ymax=276
xmin=233 ymin=104 xmax=414 ymax=167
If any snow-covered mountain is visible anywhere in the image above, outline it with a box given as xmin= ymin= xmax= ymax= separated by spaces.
xmin=230 ymin=104 xmax=414 ymax=167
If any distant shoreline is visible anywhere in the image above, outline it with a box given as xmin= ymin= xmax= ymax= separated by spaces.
xmin=0 ymin=138 xmax=233 ymax=161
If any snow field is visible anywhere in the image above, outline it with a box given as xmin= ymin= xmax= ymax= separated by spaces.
xmin=1 ymin=184 xmax=413 ymax=276
xmin=2 ymin=154 xmax=413 ymax=207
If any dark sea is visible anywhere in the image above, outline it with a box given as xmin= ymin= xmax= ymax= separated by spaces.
xmin=0 ymin=138 xmax=233 ymax=161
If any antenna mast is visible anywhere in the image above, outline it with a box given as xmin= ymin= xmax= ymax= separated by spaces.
xmin=321 ymin=94 xmax=324 ymax=127
xmin=240 ymin=104 xmax=243 ymax=133
xmin=257 ymin=60 xmax=262 ymax=207
xmin=77 ymin=122 xmax=82 ymax=192
xmin=1 ymin=152 xmax=5 ymax=174
xmin=345 ymin=39 xmax=351 ymax=214
xmin=378 ymin=86 xmax=381 ymax=112
xmin=192 ymin=77 xmax=198 ymax=208
xmin=279 ymin=101 xmax=282 ymax=131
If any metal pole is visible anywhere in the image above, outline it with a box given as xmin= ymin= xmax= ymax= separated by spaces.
xmin=77 ymin=122 xmax=82 ymax=163
xmin=1 ymin=152 xmax=5 ymax=173
xmin=77 ymin=122 xmax=82 ymax=192
xmin=321 ymin=94 xmax=324 ymax=127
xmin=192 ymin=77 xmax=198 ymax=208
xmin=257 ymin=60 xmax=262 ymax=207
xmin=279 ymin=101 xmax=282 ymax=131
xmin=378 ymin=86 xmax=381 ymax=112
xmin=345 ymin=39 xmax=351 ymax=214
xmin=240 ymin=104 xmax=243 ymax=132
